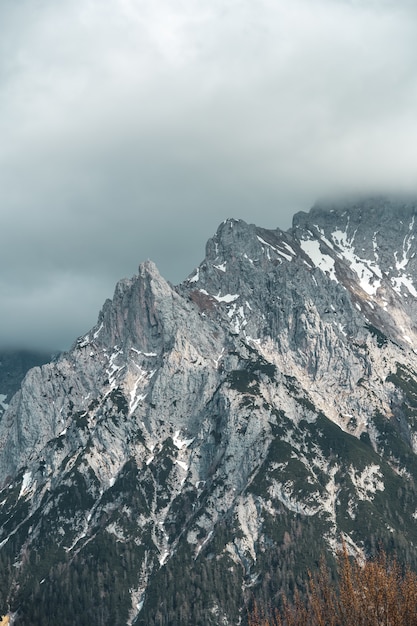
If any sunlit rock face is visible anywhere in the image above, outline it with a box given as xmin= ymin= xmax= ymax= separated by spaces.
xmin=2 ymin=198 xmax=417 ymax=625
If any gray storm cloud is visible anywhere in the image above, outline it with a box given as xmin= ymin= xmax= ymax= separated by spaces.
xmin=1 ymin=0 xmax=417 ymax=350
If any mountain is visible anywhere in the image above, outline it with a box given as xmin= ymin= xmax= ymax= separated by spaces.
xmin=2 ymin=197 xmax=417 ymax=624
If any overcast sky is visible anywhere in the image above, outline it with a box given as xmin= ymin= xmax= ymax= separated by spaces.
xmin=1 ymin=0 xmax=417 ymax=351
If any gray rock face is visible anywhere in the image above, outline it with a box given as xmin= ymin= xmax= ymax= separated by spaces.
xmin=293 ymin=197 xmax=417 ymax=345
xmin=2 ymin=197 xmax=417 ymax=625
xmin=0 ymin=350 xmax=52 ymax=421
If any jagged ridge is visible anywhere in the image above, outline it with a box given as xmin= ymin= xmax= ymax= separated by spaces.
xmin=1 ymin=198 xmax=417 ymax=625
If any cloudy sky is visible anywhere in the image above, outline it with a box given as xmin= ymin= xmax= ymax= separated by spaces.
xmin=1 ymin=0 xmax=417 ymax=351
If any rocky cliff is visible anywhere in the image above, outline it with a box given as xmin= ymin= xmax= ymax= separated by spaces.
xmin=0 ymin=350 xmax=52 ymax=422
xmin=1 ymin=197 xmax=417 ymax=625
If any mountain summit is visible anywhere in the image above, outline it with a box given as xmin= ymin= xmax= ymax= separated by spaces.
xmin=2 ymin=197 xmax=417 ymax=625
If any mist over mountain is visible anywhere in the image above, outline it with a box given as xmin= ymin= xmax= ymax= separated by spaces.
xmin=2 ymin=197 xmax=417 ymax=624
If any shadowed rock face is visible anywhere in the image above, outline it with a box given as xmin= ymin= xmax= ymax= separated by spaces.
xmin=0 ymin=350 xmax=52 ymax=420
xmin=2 ymin=198 xmax=417 ymax=625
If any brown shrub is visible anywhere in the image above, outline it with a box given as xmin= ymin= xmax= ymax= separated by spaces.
xmin=249 ymin=543 xmax=417 ymax=626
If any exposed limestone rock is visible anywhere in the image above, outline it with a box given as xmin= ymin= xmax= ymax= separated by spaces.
xmin=2 ymin=198 xmax=417 ymax=625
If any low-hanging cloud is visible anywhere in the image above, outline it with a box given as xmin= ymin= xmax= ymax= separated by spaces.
xmin=1 ymin=0 xmax=417 ymax=350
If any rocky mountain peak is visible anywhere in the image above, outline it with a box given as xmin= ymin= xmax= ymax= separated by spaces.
xmin=206 ymin=218 xmax=254 ymax=254
xmin=3 ymin=199 xmax=417 ymax=625
xmin=92 ymin=259 xmax=178 ymax=354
